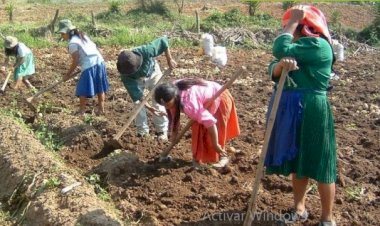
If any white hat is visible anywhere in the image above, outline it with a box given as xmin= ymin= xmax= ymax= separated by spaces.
xmin=4 ymin=36 xmax=18 ymax=49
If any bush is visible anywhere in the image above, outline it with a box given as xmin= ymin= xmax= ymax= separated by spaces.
xmin=109 ymin=0 xmax=123 ymax=14
xmin=330 ymin=10 xmax=341 ymax=28
xmin=242 ymin=0 xmax=260 ymax=16
xmin=204 ymin=9 xmax=246 ymax=30
xmin=357 ymin=3 xmax=380 ymax=46
xmin=282 ymin=1 xmax=295 ymax=11
xmin=136 ymin=0 xmax=170 ymax=17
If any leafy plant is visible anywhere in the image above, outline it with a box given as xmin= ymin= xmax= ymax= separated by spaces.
xmin=357 ymin=2 xmax=380 ymax=46
xmin=330 ymin=10 xmax=340 ymax=28
xmin=86 ymin=174 xmax=110 ymax=201
xmin=242 ymin=0 xmax=260 ymax=16
xmin=282 ymin=1 xmax=295 ymax=11
xmin=109 ymin=0 xmax=123 ymax=14
xmin=203 ymin=9 xmax=246 ymax=30
xmin=43 ymin=177 xmax=61 ymax=189
xmin=83 ymin=114 xmax=94 ymax=125
xmin=5 ymin=1 xmax=15 ymax=22
xmin=87 ymin=174 xmax=101 ymax=184
xmin=137 ymin=0 xmax=170 ymax=17
xmin=35 ymin=122 xmax=63 ymax=151
xmin=345 ymin=186 xmax=364 ymax=201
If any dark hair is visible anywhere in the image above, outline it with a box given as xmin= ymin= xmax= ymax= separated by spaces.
xmin=4 ymin=44 xmax=18 ymax=56
xmin=154 ymin=79 xmax=206 ymax=133
xmin=68 ymin=28 xmax=87 ymax=43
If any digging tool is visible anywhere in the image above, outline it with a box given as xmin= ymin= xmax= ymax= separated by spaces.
xmin=100 ymin=69 xmax=173 ymax=153
xmin=24 ymin=71 xmax=80 ymax=109
xmin=159 ymin=67 xmax=247 ymax=162
xmin=0 ymin=71 xmax=12 ymax=93
xmin=243 ymin=69 xmax=288 ymax=226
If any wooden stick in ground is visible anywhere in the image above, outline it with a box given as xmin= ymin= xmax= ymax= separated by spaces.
xmin=160 ymin=67 xmax=247 ymax=159
xmin=1 ymin=71 xmax=12 ymax=92
xmin=243 ymin=69 xmax=288 ymax=226
xmin=26 ymin=71 xmax=80 ymax=103
xmin=111 ymin=69 xmax=172 ymax=143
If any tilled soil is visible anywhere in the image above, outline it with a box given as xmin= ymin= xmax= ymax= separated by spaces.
xmin=0 ymin=43 xmax=378 ymax=225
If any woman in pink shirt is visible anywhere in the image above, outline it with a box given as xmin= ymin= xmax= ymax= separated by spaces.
xmin=154 ymin=79 xmax=240 ymax=167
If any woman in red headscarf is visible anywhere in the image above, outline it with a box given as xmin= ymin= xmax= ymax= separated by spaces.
xmin=264 ymin=5 xmax=337 ymax=226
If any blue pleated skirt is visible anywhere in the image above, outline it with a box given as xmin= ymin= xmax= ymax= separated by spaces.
xmin=264 ymin=90 xmax=303 ymax=167
xmin=76 ymin=63 xmax=109 ymax=97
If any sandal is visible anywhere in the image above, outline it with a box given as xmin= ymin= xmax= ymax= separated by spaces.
xmin=281 ymin=209 xmax=309 ymax=224
xmin=212 ymin=156 xmax=229 ymax=168
xmin=318 ymin=220 xmax=336 ymax=226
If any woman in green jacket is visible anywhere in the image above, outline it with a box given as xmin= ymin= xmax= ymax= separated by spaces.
xmin=265 ymin=5 xmax=337 ymax=226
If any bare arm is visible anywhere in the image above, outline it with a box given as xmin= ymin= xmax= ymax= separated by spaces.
xmin=64 ymin=51 xmax=80 ymax=81
xmin=272 ymin=6 xmax=304 ymax=78
xmin=165 ymin=48 xmax=177 ymax=70
xmin=207 ymin=124 xmax=227 ymax=156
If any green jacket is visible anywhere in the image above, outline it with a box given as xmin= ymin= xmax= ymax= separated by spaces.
xmin=121 ymin=36 xmax=169 ymax=102
xmin=269 ymin=34 xmax=333 ymax=91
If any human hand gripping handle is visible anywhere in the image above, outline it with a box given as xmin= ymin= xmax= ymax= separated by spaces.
xmin=279 ymin=57 xmax=299 ymax=72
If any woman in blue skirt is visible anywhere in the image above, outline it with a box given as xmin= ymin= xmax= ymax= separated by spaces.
xmin=265 ymin=5 xmax=337 ymax=226
xmin=58 ymin=19 xmax=109 ymax=115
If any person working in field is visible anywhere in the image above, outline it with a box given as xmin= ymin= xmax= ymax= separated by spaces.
xmin=264 ymin=5 xmax=337 ymax=226
xmin=116 ymin=36 xmax=177 ymax=141
xmin=1 ymin=36 xmax=36 ymax=90
xmin=58 ymin=19 xmax=109 ymax=116
xmin=154 ymin=79 xmax=240 ymax=168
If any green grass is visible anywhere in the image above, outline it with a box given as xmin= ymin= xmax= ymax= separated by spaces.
xmin=0 ymin=3 xmax=279 ymax=49
xmin=2 ymin=2 xmax=376 ymax=49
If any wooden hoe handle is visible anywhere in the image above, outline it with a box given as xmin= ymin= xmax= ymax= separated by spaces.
xmin=243 ymin=69 xmax=288 ymax=226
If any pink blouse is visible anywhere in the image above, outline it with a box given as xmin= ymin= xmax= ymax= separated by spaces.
xmin=179 ymin=81 xmax=222 ymax=128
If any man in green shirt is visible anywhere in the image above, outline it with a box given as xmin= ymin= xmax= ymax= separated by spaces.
xmin=117 ymin=36 xmax=177 ymax=140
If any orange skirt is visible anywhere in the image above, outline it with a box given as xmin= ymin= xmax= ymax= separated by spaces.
xmin=191 ymin=90 xmax=240 ymax=163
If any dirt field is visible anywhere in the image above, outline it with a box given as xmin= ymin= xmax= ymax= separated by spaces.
xmin=0 ymin=1 xmax=379 ymax=226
